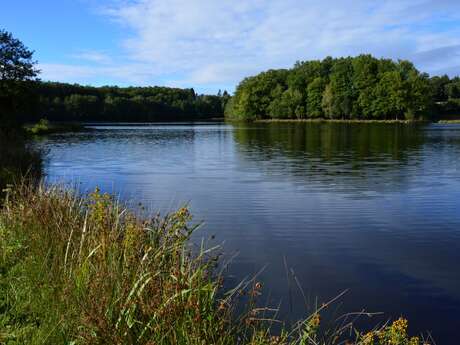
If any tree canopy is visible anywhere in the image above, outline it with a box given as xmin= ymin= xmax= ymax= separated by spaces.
xmin=226 ymin=55 xmax=459 ymax=121
xmin=0 ymin=30 xmax=39 ymax=81
xmin=0 ymin=30 xmax=39 ymax=129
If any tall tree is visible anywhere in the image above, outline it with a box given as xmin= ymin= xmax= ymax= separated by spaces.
xmin=327 ymin=58 xmax=355 ymax=118
xmin=0 ymin=29 xmax=39 ymax=129
xmin=306 ymin=77 xmax=325 ymax=118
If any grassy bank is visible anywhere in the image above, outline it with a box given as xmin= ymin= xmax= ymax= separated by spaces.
xmin=0 ymin=184 xmax=427 ymax=344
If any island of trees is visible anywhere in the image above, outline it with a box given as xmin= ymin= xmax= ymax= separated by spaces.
xmin=225 ymin=55 xmax=460 ymax=121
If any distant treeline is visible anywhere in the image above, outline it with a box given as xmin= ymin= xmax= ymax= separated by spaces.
xmin=225 ymin=55 xmax=460 ymax=121
xmin=31 ymin=82 xmax=230 ymax=122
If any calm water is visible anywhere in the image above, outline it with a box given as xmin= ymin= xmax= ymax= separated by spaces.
xmin=39 ymin=122 xmax=460 ymax=343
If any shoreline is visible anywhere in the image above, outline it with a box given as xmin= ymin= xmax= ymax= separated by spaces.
xmin=252 ymin=118 xmax=427 ymax=124
xmin=437 ymin=119 xmax=460 ymax=124
xmin=239 ymin=118 xmax=460 ymax=124
xmin=25 ymin=121 xmax=89 ymax=135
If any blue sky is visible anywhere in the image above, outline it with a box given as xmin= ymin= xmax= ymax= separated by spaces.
xmin=2 ymin=0 xmax=460 ymax=94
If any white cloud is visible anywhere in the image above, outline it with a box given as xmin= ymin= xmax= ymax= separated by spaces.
xmin=71 ymin=51 xmax=113 ymax=64
xmin=39 ymin=62 xmax=159 ymax=86
xmin=39 ymin=63 xmax=97 ymax=82
xmin=43 ymin=0 xmax=460 ymax=90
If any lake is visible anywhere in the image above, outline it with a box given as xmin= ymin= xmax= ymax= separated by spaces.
xmin=38 ymin=122 xmax=460 ymax=343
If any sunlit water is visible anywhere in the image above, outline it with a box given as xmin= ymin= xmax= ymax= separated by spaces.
xmin=38 ymin=122 xmax=460 ymax=343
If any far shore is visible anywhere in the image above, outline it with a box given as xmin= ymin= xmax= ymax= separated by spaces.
xmin=437 ymin=119 xmax=460 ymax=124
xmin=252 ymin=118 xmax=427 ymax=124
xmin=249 ymin=118 xmax=460 ymax=124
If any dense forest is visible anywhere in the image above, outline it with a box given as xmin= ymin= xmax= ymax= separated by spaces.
xmin=33 ymin=82 xmax=230 ymax=122
xmin=225 ymin=55 xmax=460 ymax=121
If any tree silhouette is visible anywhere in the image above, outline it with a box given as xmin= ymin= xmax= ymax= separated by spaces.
xmin=0 ymin=29 xmax=39 ymax=129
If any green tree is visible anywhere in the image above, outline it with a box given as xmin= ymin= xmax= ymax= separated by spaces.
xmin=268 ymin=88 xmax=304 ymax=119
xmin=325 ymin=58 xmax=355 ymax=118
xmin=0 ymin=29 xmax=39 ymax=129
xmin=352 ymin=55 xmax=379 ymax=118
xmin=430 ymin=75 xmax=450 ymax=102
xmin=230 ymin=70 xmax=288 ymax=120
xmin=404 ymin=71 xmax=432 ymax=119
xmin=306 ymin=77 xmax=325 ymax=118
xmin=371 ymin=71 xmax=405 ymax=119
xmin=321 ymin=84 xmax=335 ymax=118
xmin=445 ymin=78 xmax=460 ymax=99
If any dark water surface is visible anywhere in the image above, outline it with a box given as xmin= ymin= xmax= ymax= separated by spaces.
xmin=39 ymin=122 xmax=460 ymax=342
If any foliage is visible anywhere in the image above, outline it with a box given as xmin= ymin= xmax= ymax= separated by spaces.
xmin=0 ymin=184 xmax=431 ymax=344
xmin=430 ymin=76 xmax=460 ymax=118
xmin=306 ymin=77 xmax=326 ymax=118
xmin=0 ymin=30 xmax=38 ymax=81
xmin=30 ymin=83 xmax=230 ymax=123
xmin=0 ymin=30 xmax=39 ymax=129
xmin=230 ymin=70 xmax=289 ymax=120
xmin=225 ymin=55 xmax=459 ymax=121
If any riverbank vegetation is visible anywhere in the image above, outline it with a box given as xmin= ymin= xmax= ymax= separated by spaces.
xmin=225 ymin=55 xmax=460 ymax=121
xmin=0 ymin=184 xmax=427 ymax=344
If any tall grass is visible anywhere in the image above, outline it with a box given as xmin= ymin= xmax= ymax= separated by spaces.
xmin=0 ymin=184 xmax=428 ymax=344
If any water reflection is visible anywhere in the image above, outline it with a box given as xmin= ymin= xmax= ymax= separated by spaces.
xmin=232 ymin=123 xmax=428 ymax=195
xmin=229 ymin=123 xmax=460 ymax=341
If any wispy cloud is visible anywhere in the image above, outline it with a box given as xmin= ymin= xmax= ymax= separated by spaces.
xmin=39 ymin=62 xmax=159 ymax=86
xmin=41 ymin=0 xmax=460 ymax=91
xmin=70 ymin=51 xmax=113 ymax=64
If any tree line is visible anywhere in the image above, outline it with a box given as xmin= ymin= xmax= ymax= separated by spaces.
xmin=225 ymin=55 xmax=460 ymax=121
xmin=3 ymin=28 xmax=460 ymax=126
xmin=33 ymin=83 xmax=230 ymax=122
